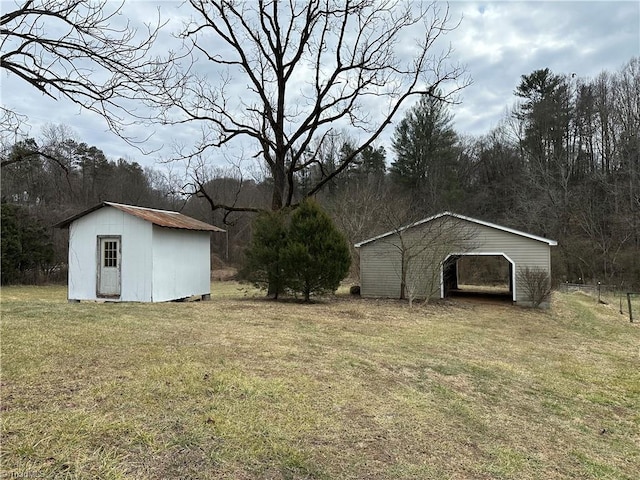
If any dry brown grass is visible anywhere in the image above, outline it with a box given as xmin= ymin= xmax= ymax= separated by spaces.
xmin=1 ymin=283 xmax=639 ymax=479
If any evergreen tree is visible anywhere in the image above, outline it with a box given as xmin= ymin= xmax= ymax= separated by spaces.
xmin=242 ymin=200 xmax=350 ymax=301
xmin=0 ymin=139 xmax=47 ymax=204
xmin=390 ymin=94 xmax=459 ymax=208
xmin=359 ymin=145 xmax=387 ymax=179
xmin=1 ymin=202 xmax=54 ymax=284
xmin=343 ymin=142 xmax=387 ymax=183
xmin=282 ymin=199 xmax=351 ymax=301
xmin=241 ymin=210 xmax=289 ymax=299
xmin=514 ymin=68 xmax=571 ymax=177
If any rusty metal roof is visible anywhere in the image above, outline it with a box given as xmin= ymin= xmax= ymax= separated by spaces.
xmin=55 ymin=201 xmax=225 ymax=232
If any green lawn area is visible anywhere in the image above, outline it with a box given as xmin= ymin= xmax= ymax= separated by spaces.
xmin=1 ymin=284 xmax=639 ymax=479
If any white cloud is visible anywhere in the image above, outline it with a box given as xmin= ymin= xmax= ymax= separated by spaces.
xmin=445 ymin=1 xmax=640 ymax=136
xmin=1 ymin=0 xmax=638 ymax=166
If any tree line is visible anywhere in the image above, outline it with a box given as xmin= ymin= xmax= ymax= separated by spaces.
xmin=0 ymin=124 xmax=180 ymax=284
xmin=2 ymin=59 xmax=638 ymax=289
xmin=254 ymin=59 xmax=638 ymax=289
xmin=1 ymin=1 xmax=637 ymax=290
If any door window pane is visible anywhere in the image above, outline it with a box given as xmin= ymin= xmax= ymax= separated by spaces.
xmin=104 ymin=241 xmax=118 ymax=267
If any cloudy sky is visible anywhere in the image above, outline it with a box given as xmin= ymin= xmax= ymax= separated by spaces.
xmin=1 ymin=0 xmax=639 ymax=170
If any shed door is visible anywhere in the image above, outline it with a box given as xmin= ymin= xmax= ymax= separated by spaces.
xmin=98 ymin=237 xmax=121 ymax=297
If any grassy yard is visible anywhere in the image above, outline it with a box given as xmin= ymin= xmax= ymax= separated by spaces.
xmin=1 ymin=284 xmax=639 ymax=479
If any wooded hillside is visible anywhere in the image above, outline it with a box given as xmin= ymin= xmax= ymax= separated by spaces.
xmin=2 ymin=59 xmax=638 ymax=288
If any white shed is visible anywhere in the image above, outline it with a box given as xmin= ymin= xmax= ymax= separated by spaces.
xmin=355 ymin=212 xmax=557 ymax=307
xmin=56 ymin=202 xmax=225 ymax=302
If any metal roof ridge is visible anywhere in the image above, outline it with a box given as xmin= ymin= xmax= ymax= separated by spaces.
xmin=103 ymin=201 xmax=180 ymax=215
xmin=446 ymin=212 xmax=558 ymax=246
xmin=54 ymin=201 xmax=225 ymax=232
xmin=354 ymin=211 xmax=557 ymax=247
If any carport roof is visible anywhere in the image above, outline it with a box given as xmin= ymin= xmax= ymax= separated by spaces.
xmin=55 ymin=201 xmax=226 ymax=232
xmin=354 ymin=211 xmax=557 ymax=248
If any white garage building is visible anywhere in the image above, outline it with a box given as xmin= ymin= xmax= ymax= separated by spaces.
xmin=56 ymin=201 xmax=225 ymax=302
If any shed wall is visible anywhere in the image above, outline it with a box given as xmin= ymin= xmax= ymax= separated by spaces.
xmin=151 ymin=226 xmax=211 ymax=302
xmin=68 ymin=207 xmax=153 ymax=301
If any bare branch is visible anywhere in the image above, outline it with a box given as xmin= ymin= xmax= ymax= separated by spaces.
xmin=151 ymin=0 xmax=470 ymax=211
xmin=1 ymin=0 xmax=177 ymax=150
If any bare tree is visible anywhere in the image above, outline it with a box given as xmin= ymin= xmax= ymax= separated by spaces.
xmin=151 ymin=0 xmax=469 ymax=212
xmin=396 ymin=216 xmax=476 ymax=306
xmin=1 ymin=0 xmax=169 ymax=146
xmin=369 ymin=205 xmax=477 ymax=305
xmin=328 ymin=178 xmax=395 ymax=279
xmin=517 ymin=267 xmax=551 ymax=308
xmin=178 ymin=157 xmax=266 ymax=217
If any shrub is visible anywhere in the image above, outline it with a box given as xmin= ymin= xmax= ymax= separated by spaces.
xmin=242 ymin=200 xmax=351 ymax=301
xmin=240 ymin=210 xmax=288 ymax=299
xmin=1 ymin=202 xmax=54 ymax=285
xmin=281 ymin=199 xmax=351 ymax=301
xmin=517 ymin=266 xmax=552 ymax=308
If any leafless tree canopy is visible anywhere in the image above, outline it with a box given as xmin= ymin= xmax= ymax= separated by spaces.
xmin=154 ymin=0 xmax=469 ymax=211
xmin=1 ymin=0 xmax=168 ymax=144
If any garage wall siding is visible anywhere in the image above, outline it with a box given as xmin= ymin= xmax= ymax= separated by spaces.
xmin=357 ymin=215 xmax=553 ymax=305
xmin=359 ymin=240 xmax=403 ymax=298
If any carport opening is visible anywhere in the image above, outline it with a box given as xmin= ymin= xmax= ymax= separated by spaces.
xmin=442 ymin=254 xmax=514 ymax=303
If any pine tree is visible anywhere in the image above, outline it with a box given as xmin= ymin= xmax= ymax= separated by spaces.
xmin=241 ymin=210 xmax=289 ymax=299
xmin=1 ymin=202 xmax=54 ymax=284
xmin=282 ymin=199 xmax=351 ymax=301
xmin=390 ymin=94 xmax=459 ymax=208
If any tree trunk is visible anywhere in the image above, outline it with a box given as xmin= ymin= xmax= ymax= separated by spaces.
xmin=400 ymin=254 xmax=407 ymax=299
xmin=267 ymin=160 xmax=285 ymax=296
xmin=271 ymin=161 xmax=286 ymax=211
xmin=267 ymin=271 xmax=279 ymax=299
